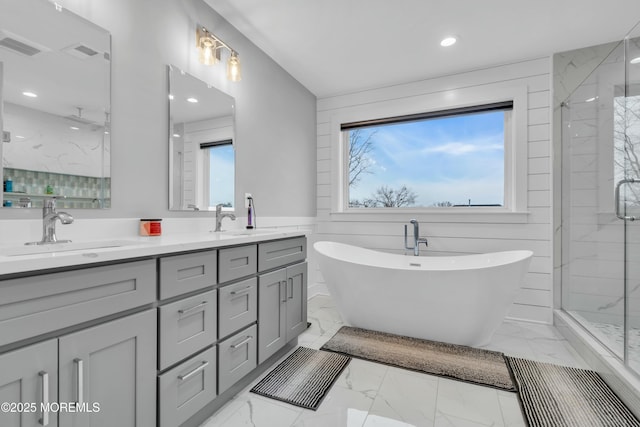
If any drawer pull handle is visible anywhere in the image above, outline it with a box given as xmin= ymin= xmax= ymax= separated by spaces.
xmin=288 ymin=278 xmax=293 ymax=300
xmin=74 ymin=358 xmax=84 ymax=406
xmin=281 ymin=281 xmax=287 ymax=303
xmin=231 ymin=335 xmax=253 ymax=349
xmin=229 ymin=286 xmax=252 ymax=297
xmin=178 ymin=301 xmax=208 ymax=316
xmin=39 ymin=371 xmax=49 ymax=426
xmin=178 ymin=361 xmax=209 ymax=381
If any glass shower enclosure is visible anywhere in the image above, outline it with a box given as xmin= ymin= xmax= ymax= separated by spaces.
xmin=562 ymin=22 xmax=640 ymax=374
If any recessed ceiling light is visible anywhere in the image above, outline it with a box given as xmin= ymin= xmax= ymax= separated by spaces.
xmin=187 ymin=97 xmax=198 ymax=103
xmin=440 ymin=36 xmax=457 ymax=47
xmin=168 ymin=94 xmax=174 ymax=100
xmin=22 ymin=91 xmax=37 ymax=98
xmin=631 ymin=57 xmax=640 ymax=64
xmin=173 ymin=133 xmax=181 ymax=138
xmin=15 ymin=135 xmax=25 ymax=139
xmin=70 ymin=126 xmax=79 ymax=130
xmin=585 ymin=96 xmax=598 ymax=102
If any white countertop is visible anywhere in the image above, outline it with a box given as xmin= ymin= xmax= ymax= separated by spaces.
xmin=0 ymin=229 xmax=307 ymax=277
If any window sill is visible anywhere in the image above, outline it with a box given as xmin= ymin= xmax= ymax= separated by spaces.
xmin=329 ymin=209 xmax=530 ymax=224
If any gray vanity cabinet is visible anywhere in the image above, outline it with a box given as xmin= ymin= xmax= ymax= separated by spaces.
xmin=218 ymin=277 xmax=258 ymax=338
xmin=0 ymin=339 xmax=58 ymax=427
xmin=285 ymin=262 xmax=308 ymax=339
xmin=257 ymin=268 xmax=287 ymax=364
xmin=159 ymin=290 xmax=217 ymax=370
xmin=258 ymin=262 xmax=307 ymax=364
xmin=158 ymin=347 xmax=217 ymax=427
xmin=58 ymin=309 xmax=156 ymax=427
xmin=218 ymin=324 xmax=257 ymax=394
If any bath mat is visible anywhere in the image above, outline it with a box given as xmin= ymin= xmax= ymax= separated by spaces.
xmin=321 ymin=326 xmax=515 ymax=391
xmin=506 ymin=356 xmax=640 ymax=427
xmin=250 ymin=346 xmax=351 ymax=410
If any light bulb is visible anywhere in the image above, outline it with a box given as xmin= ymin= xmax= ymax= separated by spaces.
xmin=440 ymin=36 xmax=457 ymax=47
xmin=227 ymin=52 xmax=241 ymax=82
xmin=198 ymin=36 xmax=218 ymax=65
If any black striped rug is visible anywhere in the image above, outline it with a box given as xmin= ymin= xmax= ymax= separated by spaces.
xmin=250 ymin=347 xmax=351 ymax=410
xmin=506 ymin=356 xmax=640 ymax=426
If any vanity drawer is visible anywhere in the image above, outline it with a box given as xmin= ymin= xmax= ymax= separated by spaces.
xmin=218 ymin=277 xmax=257 ymax=338
xmin=159 ymin=290 xmax=217 ymax=370
xmin=218 ymin=245 xmax=257 ymax=283
xmin=159 ymin=250 xmax=217 ymax=300
xmin=218 ymin=324 xmax=257 ymax=394
xmin=258 ymin=237 xmax=306 ymax=272
xmin=0 ymin=259 xmax=156 ymax=347
xmin=158 ymin=346 xmax=217 ymax=427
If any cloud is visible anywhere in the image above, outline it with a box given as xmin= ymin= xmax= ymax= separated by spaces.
xmin=423 ymin=141 xmax=503 ymax=156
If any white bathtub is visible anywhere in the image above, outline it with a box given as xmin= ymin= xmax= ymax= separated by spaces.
xmin=313 ymin=241 xmax=533 ymax=347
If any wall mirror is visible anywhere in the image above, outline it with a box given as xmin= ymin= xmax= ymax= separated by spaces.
xmin=0 ymin=0 xmax=111 ymax=209
xmin=168 ymin=65 xmax=235 ymax=211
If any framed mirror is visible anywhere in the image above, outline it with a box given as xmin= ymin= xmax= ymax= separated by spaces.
xmin=168 ymin=65 xmax=235 ymax=211
xmin=0 ymin=0 xmax=111 ymax=209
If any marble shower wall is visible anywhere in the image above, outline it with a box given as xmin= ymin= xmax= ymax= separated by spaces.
xmin=556 ymin=34 xmax=640 ymax=330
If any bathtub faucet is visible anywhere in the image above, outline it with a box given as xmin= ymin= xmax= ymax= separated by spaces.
xmin=404 ymin=219 xmax=428 ymax=256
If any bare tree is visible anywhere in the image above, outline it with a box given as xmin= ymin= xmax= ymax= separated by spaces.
xmin=371 ymin=185 xmax=417 ymax=207
xmin=614 ymin=96 xmax=640 ymax=205
xmin=348 ymin=129 xmax=376 ymax=187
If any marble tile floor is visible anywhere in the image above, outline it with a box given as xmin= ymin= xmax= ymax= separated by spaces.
xmin=200 ymin=295 xmax=589 ymax=427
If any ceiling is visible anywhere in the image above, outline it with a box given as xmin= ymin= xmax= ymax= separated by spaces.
xmin=0 ymin=0 xmax=110 ymax=124
xmin=206 ymin=0 xmax=640 ymax=98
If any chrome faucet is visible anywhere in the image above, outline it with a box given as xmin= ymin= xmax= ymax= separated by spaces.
xmin=404 ymin=219 xmax=428 ymax=256
xmin=26 ymin=197 xmax=74 ymax=245
xmin=215 ymin=203 xmax=236 ymax=232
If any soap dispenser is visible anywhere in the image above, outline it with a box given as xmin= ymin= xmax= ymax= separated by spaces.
xmin=246 ymin=196 xmax=256 ymax=229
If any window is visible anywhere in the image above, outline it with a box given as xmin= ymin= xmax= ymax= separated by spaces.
xmin=342 ymin=102 xmax=512 ymax=209
xmin=200 ymin=140 xmax=234 ymax=209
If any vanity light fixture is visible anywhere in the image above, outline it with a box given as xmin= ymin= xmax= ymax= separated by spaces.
xmin=196 ymin=25 xmax=242 ymax=82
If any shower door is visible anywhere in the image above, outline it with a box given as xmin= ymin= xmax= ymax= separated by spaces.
xmin=624 ymin=24 xmax=640 ymax=374
xmin=561 ymin=20 xmax=640 ymax=374
xmin=561 ymin=40 xmax=627 ymax=359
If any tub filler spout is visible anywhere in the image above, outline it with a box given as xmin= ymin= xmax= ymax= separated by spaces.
xmin=404 ymin=219 xmax=428 ymax=256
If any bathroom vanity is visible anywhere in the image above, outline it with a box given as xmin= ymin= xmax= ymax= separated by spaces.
xmin=0 ymin=232 xmax=307 ymax=427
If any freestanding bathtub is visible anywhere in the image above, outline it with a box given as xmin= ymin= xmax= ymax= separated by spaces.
xmin=313 ymin=241 xmax=533 ymax=347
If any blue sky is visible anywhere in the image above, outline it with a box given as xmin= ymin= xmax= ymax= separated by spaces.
xmin=348 ymin=111 xmax=506 ymax=207
xmin=208 ymin=145 xmax=235 ymax=208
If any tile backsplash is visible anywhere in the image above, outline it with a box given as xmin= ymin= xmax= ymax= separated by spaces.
xmin=3 ymin=168 xmax=111 ymax=209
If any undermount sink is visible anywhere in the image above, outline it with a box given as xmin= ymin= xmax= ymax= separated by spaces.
xmin=218 ymin=230 xmax=275 ymax=237
xmin=0 ymin=240 xmax=142 ymax=257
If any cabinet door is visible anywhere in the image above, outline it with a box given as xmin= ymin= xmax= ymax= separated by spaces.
xmin=218 ymin=278 xmax=257 ymax=338
xmin=258 ymin=269 xmax=287 ymax=364
xmin=159 ymin=290 xmax=217 ymax=370
xmin=158 ymin=347 xmax=217 ymax=427
xmin=286 ymin=262 xmax=308 ymax=340
xmin=58 ymin=309 xmax=156 ymax=427
xmin=218 ymin=325 xmax=257 ymax=394
xmin=0 ymin=339 xmax=58 ymax=427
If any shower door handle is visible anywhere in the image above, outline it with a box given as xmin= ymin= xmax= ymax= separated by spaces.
xmin=615 ymin=179 xmax=639 ymax=221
